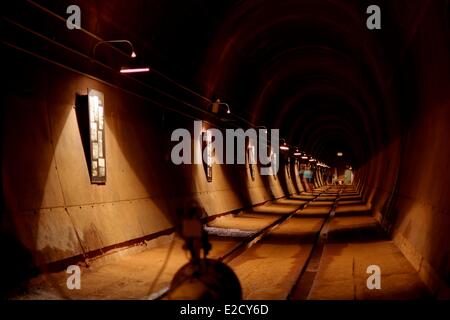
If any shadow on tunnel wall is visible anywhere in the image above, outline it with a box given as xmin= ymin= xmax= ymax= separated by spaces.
xmin=74 ymin=94 xmax=92 ymax=177
xmin=1 ymin=46 xmax=191 ymax=295
xmin=0 ymin=189 xmax=37 ymax=299
xmin=1 ymin=43 xmax=283 ymax=297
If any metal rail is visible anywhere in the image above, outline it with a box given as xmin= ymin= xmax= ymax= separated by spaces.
xmin=157 ymin=187 xmax=332 ymax=300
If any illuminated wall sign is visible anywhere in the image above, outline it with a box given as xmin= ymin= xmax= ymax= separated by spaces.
xmin=247 ymin=145 xmax=255 ymax=180
xmin=287 ymin=157 xmax=291 ymax=178
xmin=88 ymin=89 xmax=106 ymax=184
xmin=202 ymin=131 xmax=213 ymax=182
xmin=270 ymin=147 xmax=277 ymax=179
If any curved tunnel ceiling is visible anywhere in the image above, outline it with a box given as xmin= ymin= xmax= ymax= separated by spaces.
xmin=33 ymin=0 xmax=436 ymax=168
xmin=198 ymin=0 xmax=404 ymax=168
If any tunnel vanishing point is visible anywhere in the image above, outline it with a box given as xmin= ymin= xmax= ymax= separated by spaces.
xmin=1 ymin=0 xmax=449 ymax=301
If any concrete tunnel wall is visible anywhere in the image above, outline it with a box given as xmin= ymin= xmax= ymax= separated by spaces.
xmin=359 ymin=103 xmax=450 ymax=298
xmin=2 ymin=44 xmax=448 ymax=297
xmin=2 ymin=47 xmax=290 ymax=270
xmin=1 ymin=41 xmax=448 ymax=299
xmin=353 ymin=9 xmax=450 ymax=297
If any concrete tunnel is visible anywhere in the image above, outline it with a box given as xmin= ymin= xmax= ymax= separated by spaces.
xmin=1 ymin=0 xmax=449 ymax=301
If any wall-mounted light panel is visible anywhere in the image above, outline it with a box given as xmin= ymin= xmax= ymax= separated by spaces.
xmin=247 ymin=145 xmax=256 ymax=180
xmin=88 ymin=89 xmax=106 ymax=184
xmin=287 ymin=157 xmax=291 ymax=178
xmin=270 ymin=147 xmax=277 ymax=179
xmin=202 ymin=131 xmax=213 ymax=182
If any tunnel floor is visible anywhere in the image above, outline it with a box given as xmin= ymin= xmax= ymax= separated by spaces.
xmin=11 ymin=186 xmax=430 ymax=300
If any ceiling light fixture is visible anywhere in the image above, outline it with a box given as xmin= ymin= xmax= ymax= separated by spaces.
xmin=93 ymin=39 xmax=138 ymax=59
xmin=210 ymin=99 xmax=231 ymax=114
xmin=120 ymin=67 xmax=150 ymax=73
xmin=280 ymin=139 xmax=289 ymax=151
xmin=256 ymin=126 xmax=268 ymax=134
